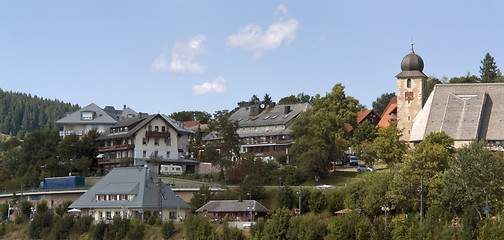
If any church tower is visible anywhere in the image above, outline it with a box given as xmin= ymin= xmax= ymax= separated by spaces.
xmin=396 ymin=43 xmax=427 ymax=142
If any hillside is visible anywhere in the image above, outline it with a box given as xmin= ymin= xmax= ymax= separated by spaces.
xmin=0 ymin=89 xmax=79 ymax=138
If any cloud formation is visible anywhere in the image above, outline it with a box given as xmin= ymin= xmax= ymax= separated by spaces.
xmin=227 ymin=4 xmax=299 ymax=57
xmin=152 ymin=35 xmax=206 ymax=74
xmin=193 ymin=77 xmax=227 ymax=95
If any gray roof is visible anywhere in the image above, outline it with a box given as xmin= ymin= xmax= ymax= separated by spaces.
xmin=97 ymin=114 xmax=193 ymax=141
xmin=69 ymin=167 xmax=190 ymax=209
xmin=196 ymin=200 xmax=269 ymax=213
xmin=410 ymin=83 xmax=504 ymax=142
xmin=229 ymin=103 xmax=311 ymax=128
xmin=202 ymin=103 xmax=310 ymax=141
xmin=56 ymin=103 xmax=118 ymax=125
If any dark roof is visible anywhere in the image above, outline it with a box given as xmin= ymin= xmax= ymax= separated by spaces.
xmin=396 ymin=44 xmax=427 ymax=78
xmin=97 ymin=114 xmax=193 ymax=141
xmin=69 ymin=167 xmax=190 ymax=209
xmin=196 ymin=200 xmax=269 ymax=213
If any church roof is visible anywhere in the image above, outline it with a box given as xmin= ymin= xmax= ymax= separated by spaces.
xmin=410 ymin=83 xmax=504 ymax=142
xmin=396 ymin=44 xmax=427 ymax=78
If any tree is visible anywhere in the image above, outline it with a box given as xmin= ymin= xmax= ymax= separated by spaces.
xmin=190 ymin=185 xmax=212 ymax=210
xmin=480 ymin=53 xmax=503 ymax=83
xmin=449 ymin=72 xmax=480 ymax=84
xmin=162 ymin=220 xmax=176 ymax=239
xmin=426 ymin=77 xmax=442 ymax=98
xmin=308 ymin=190 xmax=327 ymax=214
xmin=429 ymin=140 xmax=504 ymax=219
xmin=183 ymin=214 xmax=214 ymax=240
xmin=170 ymin=111 xmax=212 ymax=124
xmin=373 ymin=121 xmax=408 ymax=168
xmin=263 ymin=207 xmax=291 ymax=240
xmin=1 ymin=137 xmax=21 ymax=151
xmin=372 ymin=93 xmax=395 ymax=117
xmin=277 ymin=185 xmax=295 ymax=209
xmin=207 ymin=110 xmax=240 ymax=168
xmin=290 ymin=84 xmax=358 ymax=179
xmin=388 ymin=132 xmax=454 ymax=213
xmin=352 ymin=119 xmax=378 ymax=145
xmin=278 ymin=93 xmax=312 ymax=105
xmin=263 ymin=94 xmax=272 ymax=105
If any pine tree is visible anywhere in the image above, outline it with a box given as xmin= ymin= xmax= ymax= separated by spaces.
xmin=480 ymin=52 xmax=503 ymax=83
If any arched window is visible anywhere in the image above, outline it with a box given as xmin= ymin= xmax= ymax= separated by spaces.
xmin=407 ymin=79 xmax=411 ymax=88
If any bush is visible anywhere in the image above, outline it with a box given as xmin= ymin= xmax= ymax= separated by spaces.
xmin=147 ymin=214 xmax=156 ymax=225
xmin=55 ymin=200 xmax=73 ymax=216
xmin=54 ymin=214 xmax=75 ymax=240
xmin=183 ymin=215 xmax=214 ymax=240
xmin=0 ymin=222 xmax=5 ymax=236
xmin=73 ymin=215 xmax=93 ymax=234
xmin=128 ymin=218 xmax=145 ymax=240
xmin=162 ymin=220 xmax=176 ymax=239
xmin=29 ymin=209 xmax=54 ymax=239
xmin=250 ymin=218 xmax=265 ymax=239
xmin=90 ymin=221 xmax=107 ymax=240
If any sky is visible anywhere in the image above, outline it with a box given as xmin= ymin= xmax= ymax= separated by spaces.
xmin=2 ymin=1 xmax=504 ymax=116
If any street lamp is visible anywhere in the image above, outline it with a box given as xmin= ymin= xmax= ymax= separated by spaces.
xmin=381 ymin=206 xmax=390 ymax=227
xmin=297 ymin=186 xmax=302 ymax=215
xmin=247 ymin=192 xmax=251 ymax=200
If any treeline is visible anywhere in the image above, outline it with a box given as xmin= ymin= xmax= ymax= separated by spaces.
xmin=0 ymin=89 xmax=79 ymax=138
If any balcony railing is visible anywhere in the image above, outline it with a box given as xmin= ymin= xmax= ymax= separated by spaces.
xmin=98 ymin=157 xmax=134 ymax=166
xmin=59 ymin=130 xmax=84 ymax=136
xmin=99 ymin=144 xmax=135 ymax=152
xmin=145 ymin=131 xmax=170 ymax=138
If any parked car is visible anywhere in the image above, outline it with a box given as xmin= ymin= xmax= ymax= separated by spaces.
xmin=314 ymin=184 xmax=336 ymax=189
xmin=334 ymin=160 xmax=347 ymax=166
xmin=357 ymin=165 xmax=376 ymax=172
xmin=349 ymin=156 xmax=359 ymax=166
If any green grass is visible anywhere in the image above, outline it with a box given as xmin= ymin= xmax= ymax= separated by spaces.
xmin=303 ymin=171 xmax=368 ymax=187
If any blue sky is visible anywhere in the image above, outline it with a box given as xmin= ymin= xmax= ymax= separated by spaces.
xmin=1 ymin=1 xmax=504 ymax=116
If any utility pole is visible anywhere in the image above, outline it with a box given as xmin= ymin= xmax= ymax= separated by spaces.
xmin=298 ymin=186 xmax=302 ymax=215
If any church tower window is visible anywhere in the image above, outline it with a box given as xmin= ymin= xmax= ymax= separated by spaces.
xmin=407 ymin=78 xmax=411 ymax=88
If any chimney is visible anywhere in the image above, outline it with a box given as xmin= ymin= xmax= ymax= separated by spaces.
xmin=123 ymin=104 xmax=126 ymax=110
xmin=284 ymin=106 xmax=291 ymax=114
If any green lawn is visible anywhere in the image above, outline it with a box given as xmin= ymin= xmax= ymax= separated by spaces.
xmin=303 ymin=171 xmax=373 ymax=187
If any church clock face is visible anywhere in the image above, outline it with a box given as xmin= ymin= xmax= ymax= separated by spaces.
xmin=405 ymin=91 xmax=414 ymax=101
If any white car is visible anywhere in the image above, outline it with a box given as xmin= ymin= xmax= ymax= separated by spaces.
xmin=314 ymin=184 xmax=336 ymax=189
xmin=357 ymin=165 xmax=376 ymax=172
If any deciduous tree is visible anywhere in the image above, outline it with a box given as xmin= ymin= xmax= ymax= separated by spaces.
xmin=373 ymin=121 xmax=408 ymax=168
xmin=372 ymin=93 xmax=395 ymax=117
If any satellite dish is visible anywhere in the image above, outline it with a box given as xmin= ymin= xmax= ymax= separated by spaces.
xmin=260 ymin=103 xmax=265 ymax=109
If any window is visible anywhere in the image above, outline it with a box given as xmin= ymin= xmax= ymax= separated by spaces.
xmin=115 ymin=211 xmax=121 ymax=217
xmin=162 ymin=126 xmax=166 ymax=132
xmin=142 ymin=138 xmax=147 ymax=145
xmin=166 ymin=138 xmax=171 ymax=146
xmin=155 ymin=126 xmax=159 ymax=132
xmin=407 ymin=78 xmax=411 ymax=88
xmin=169 ymin=211 xmax=176 ymax=219
xmin=166 ymin=151 xmax=171 ymax=158
xmin=99 ymin=211 xmax=103 ymax=220
xmin=81 ymin=111 xmax=94 ymax=120
xmin=143 ymin=151 xmax=147 ymax=158
xmin=154 ymin=138 xmax=159 ymax=146
xmin=106 ymin=211 xmax=112 ymax=220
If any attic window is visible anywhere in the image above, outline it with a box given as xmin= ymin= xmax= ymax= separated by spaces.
xmin=264 ymin=116 xmax=270 ymax=120
xmin=81 ymin=111 xmax=94 ymax=120
xmin=238 ymin=118 xmax=243 ymax=122
xmin=271 ymin=115 xmax=278 ymax=119
xmin=457 ymin=94 xmax=478 ymax=100
xmin=283 ymin=114 xmax=290 ymax=119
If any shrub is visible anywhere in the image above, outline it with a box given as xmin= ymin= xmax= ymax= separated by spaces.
xmin=128 ymin=218 xmax=145 ymax=240
xmin=89 ymin=221 xmax=107 ymax=240
xmin=162 ymin=220 xmax=176 ymax=239
xmin=73 ymin=215 xmax=93 ymax=234
xmin=29 ymin=209 xmax=54 ymax=239
xmin=147 ymin=214 xmax=156 ymax=225
xmin=54 ymin=214 xmax=75 ymax=240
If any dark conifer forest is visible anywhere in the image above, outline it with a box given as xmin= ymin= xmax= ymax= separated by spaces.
xmin=0 ymin=88 xmax=79 ymax=138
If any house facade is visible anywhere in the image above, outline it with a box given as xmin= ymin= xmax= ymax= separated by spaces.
xmin=96 ymin=114 xmax=198 ymax=172
xmin=69 ymin=167 xmax=190 ymax=222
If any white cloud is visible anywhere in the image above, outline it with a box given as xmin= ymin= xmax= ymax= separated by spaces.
xmin=192 ymin=77 xmax=227 ymax=95
xmin=227 ymin=4 xmax=299 ymax=57
xmin=151 ymin=35 xmax=206 ymax=74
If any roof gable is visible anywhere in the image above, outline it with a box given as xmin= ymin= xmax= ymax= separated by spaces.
xmin=56 ymin=103 xmax=118 ymax=125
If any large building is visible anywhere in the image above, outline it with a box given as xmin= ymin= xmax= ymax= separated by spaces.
xmin=56 ymin=103 xmax=138 ymax=138
xmin=96 ymin=114 xmax=198 ymax=172
xmin=202 ymin=102 xmax=311 ymax=160
xmin=69 ymin=167 xmax=190 ymax=222
xmin=397 ymin=44 xmax=504 ymax=148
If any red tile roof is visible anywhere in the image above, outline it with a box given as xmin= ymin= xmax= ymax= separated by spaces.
xmin=377 ymin=96 xmax=397 ymax=128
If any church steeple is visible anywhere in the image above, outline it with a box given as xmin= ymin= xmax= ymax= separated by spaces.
xmin=396 ymin=44 xmax=427 ymax=142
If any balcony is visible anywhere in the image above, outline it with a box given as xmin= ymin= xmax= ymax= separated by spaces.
xmin=99 ymin=144 xmax=135 ymax=152
xmin=98 ymin=157 xmax=134 ymax=167
xmin=145 ymin=131 xmax=170 ymax=138
xmin=59 ymin=130 xmax=84 ymax=136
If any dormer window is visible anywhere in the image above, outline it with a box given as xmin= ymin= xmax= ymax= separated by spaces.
xmin=81 ymin=111 xmax=94 ymax=120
